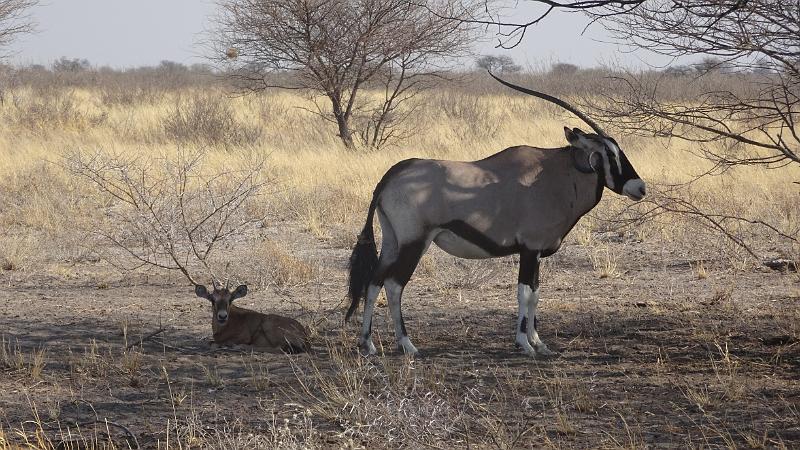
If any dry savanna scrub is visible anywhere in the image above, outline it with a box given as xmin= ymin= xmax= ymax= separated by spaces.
xmin=0 ymin=80 xmax=797 ymax=448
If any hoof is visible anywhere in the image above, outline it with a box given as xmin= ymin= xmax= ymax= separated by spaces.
xmin=398 ymin=337 xmax=419 ymax=357
xmin=534 ymin=344 xmax=559 ymax=357
xmin=358 ymin=339 xmax=377 ymax=356
xmin=515 ymin=333 xmax=536 ymax=356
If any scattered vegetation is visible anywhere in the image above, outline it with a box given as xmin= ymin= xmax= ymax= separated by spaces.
xmin=0 ymin=63 xmax=797 ymax=448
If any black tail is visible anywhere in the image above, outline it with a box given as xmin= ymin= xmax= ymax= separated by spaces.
xmin=346 ymin=159 xmax=419 ymax=322
xmin=346 ymin=197 xmax=379 ymax=322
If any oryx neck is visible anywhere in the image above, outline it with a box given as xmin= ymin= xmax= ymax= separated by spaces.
xmin=571 ymin=146 xmax=597 ymax=174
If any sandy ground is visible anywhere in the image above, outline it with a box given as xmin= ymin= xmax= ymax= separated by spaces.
xmin=0 ymin=221 xmax=798 ymax=448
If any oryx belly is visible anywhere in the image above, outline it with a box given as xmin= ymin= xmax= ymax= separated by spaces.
xmin=432 ymin=229 xmax=495 ymax=259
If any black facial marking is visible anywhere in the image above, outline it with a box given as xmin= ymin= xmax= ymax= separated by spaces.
xmin=601 ymin=139 xmax=642 ymax=195
xmin=520 ymin=316 xmax=528 ymax=333
xmin=440 ymin=220 xmax=520 ymax=257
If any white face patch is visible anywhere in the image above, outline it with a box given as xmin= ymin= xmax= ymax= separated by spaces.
xmin=598 ymin=150 xmax=615 ymax=190
xmin=622 ymin=179 xmax=647 ymax=201
xmin=603 ymin=139 xmax=623 ymax=172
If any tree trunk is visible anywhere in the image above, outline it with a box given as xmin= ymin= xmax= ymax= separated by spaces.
xmin=335 ymin=114 xmax=355 ymax=149
xmin=330 ymin=96 xmax=355 ymax=149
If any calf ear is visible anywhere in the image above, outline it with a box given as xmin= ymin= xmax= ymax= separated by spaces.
xmin=195 ymin=284 xmax=211 ymax=300
xmin=231 ymin=284 xmax=248 ymax=301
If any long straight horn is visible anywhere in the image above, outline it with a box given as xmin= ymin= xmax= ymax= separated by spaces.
xmin=224 ymin=262 xmax=231 ymax=290
xmin=488 ymin=71 xmax=608 ymax=137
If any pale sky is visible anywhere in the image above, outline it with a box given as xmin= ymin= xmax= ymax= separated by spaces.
xmin=9 ymin=1 xmax=666 ymax=70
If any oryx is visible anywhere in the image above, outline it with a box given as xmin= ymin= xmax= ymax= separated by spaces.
xmin=346 ymin=73 xmax=646 ymax=357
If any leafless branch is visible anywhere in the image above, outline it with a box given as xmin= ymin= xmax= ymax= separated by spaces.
xmin=63 ymin=148 xmax=270 ymax=287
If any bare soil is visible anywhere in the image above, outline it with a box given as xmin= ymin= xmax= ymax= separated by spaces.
xmin=1 ymin=222 xmax=798 ymax=449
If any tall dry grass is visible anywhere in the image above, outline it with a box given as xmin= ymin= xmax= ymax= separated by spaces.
xmin=0 ymin=80 xmax=797 ymax=275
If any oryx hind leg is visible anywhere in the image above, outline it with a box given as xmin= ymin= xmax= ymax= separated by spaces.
xmin=384 ymin=238 xmax=429 ymax=356
xmin=358 ymin=210 xmax=399 ymax=355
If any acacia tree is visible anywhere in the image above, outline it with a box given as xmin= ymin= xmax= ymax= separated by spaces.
xmin=212 ymin=0 xmax=478 ymax=149
xmin=593 ymin=0 xmax=800 ymax=168
xmin=476 ymin=54 xmax=521 ymax=73
xmin=0 ymin=0 xmax=36 ymax=56
xmin=475 ymin=0 xmax=798 ymax=167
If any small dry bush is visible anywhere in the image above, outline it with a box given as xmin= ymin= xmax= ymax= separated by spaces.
xmin=2 ymin=399 xmax=139 ymax=449
xmin=241 ymin=239 xmax=317 ymax=289
xmin=99 ymin=85 xmax=162 ymax=107
xmin=291 ymin=342 xmax=467 ymax=446
xmin=163 ymin=94 xmax=262 ymax=147
xmin=0 ymin=337 xmax=47 ymax=380
xmin=163 ymin=411 xmax=318 ymax=449
xmin=7 ymin=88 xmax=107 ymax=132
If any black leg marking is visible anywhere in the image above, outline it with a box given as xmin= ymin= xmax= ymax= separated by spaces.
xmin=518 ymin=249 xmax=541 ymax=289
xmin=520 ymin=316 xmax=528 ymax=333
xmin=534 ymin=315 xmax=539 ymax=330
xmin=388 ymin=277 xmax=410 ymax=337
xmin=383 ymin=241 xmax=426 ymax=286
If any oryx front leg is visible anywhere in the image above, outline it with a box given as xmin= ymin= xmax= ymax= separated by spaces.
xmin=526 ymin=286 xmax=555 ymax=356
xmin=516 ymin=250 xmax=555 ymax=357
xmin=515 ymin=284 xmax=536 ymax=355
xmin=358 ymin=283 xmax=381 ymax=355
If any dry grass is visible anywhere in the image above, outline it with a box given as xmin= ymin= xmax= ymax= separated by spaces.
xmin=0 ymin=80 xmax=797 ymax=448
xmin=0 ymin=84 xmax=797 ymax=261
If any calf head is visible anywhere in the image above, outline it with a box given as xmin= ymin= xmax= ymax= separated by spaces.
xmin=195 ymin=283 xmax=248 ymax=325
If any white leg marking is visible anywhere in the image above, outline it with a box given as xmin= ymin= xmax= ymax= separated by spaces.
xmin=358 ymin=283 xmax=381 ymax=355
xmin=386 ymin=278 xmax=418 ymax=355
xmin=516 ymin=283 xmax=536 ymax=356
xmin=527 ymin=288 xmax=555 ymax=356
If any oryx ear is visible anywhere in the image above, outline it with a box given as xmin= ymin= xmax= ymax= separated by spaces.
xmin=564 ymin=126 xmax=582 ymax=146
xmin=588 ymin=151 xmax=603 ymax=170
xmin=231 ymin=284 xmax=248 ymax=301
xmin=195 ymin=284 xmax=211 ymax=300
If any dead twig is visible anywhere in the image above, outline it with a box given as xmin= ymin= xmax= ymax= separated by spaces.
xmin=126 ymin=326 xmax=168 ymax=350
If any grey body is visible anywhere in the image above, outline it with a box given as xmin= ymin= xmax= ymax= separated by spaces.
xmin=381 ymin=146 xmax=601 ymax=260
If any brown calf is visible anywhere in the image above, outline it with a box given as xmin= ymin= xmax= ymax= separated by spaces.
xmin=195 ymin=284 xmax=310 ymax=354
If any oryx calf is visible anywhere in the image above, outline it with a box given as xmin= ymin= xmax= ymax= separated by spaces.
xmin=195 ymin=284 xmax=311 ymax=354
xmin=346 ymin=74 xmax=646 ymax=357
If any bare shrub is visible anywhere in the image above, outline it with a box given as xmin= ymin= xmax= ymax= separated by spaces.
xmin=291 ymin=345 xmax=467 ymax=446
xmin=163 ymin=94 xmax=262 ymax=148
xmin=10 ymin=88 xmax=106 ymax=131
xmin=99 ymin=84 xmax=161 ymax=107
xmin=64 ymin=148 xmax=269 ymax=284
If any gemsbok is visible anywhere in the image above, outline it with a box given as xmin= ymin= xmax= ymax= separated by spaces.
xmin=194 ymin=282 xmax=311 ymax=354
xmin=175 ymin=263 xmax=310 ymax=353
xmin=346 ymin=73 xmax=646 ymax=357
